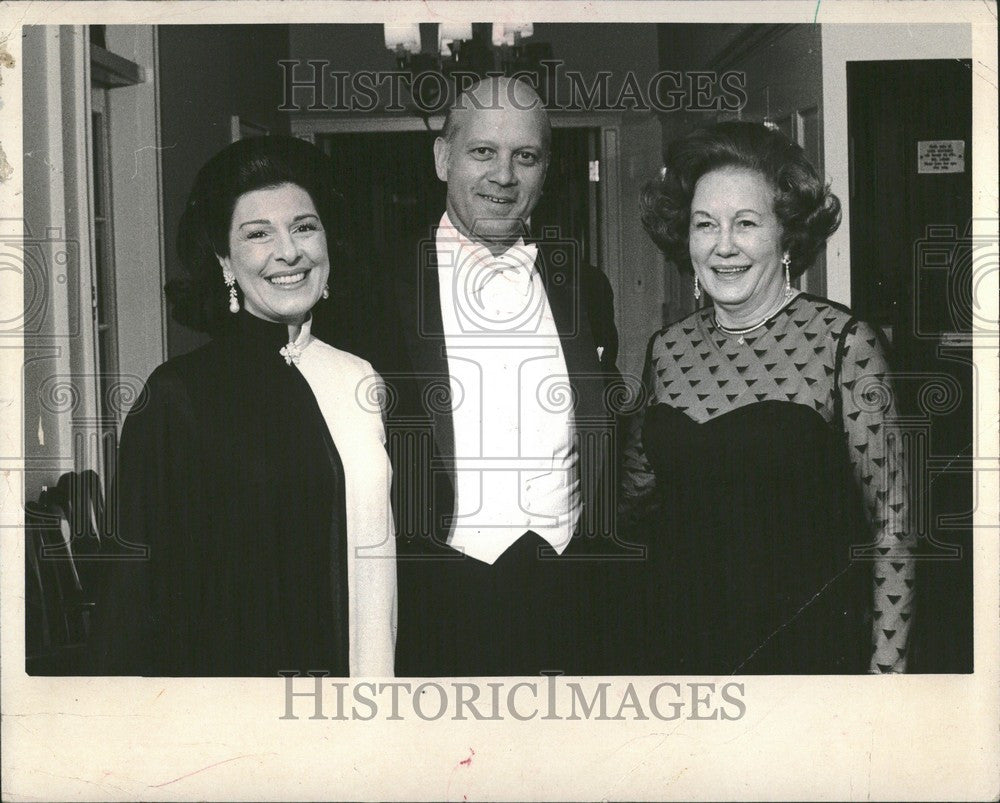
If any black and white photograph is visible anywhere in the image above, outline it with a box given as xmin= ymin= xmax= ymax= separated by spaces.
xmin=1 ymin=2 xmax=997 ymax=800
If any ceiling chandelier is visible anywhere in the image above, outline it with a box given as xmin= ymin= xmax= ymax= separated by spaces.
xmin=384 ymin=22 xmax=539 ymax=77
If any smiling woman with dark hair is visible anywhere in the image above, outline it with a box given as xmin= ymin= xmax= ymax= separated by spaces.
xmin=165 ymin=135 xmax=345 ymax=335
xmin=631 ymin=121 xmax=915 ymax=675
xmin=90 ymin=136 xmax=396 ymax=677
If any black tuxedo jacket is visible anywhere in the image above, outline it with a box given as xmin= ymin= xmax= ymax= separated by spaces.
xmin=321 ymin=227 xmax=636 ymax=675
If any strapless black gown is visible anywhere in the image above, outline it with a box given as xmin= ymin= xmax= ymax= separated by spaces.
xmin=642 ymin=400 xmax=869 ymax=674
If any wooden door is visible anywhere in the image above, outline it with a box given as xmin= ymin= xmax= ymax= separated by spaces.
xmin=847 ymin=59 xmax=974 ymax=673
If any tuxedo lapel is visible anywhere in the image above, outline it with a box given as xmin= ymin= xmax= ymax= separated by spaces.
xmin=535 ymin=241 xmax=612 ymax=550
xmin=392 ymin=233 xmax=456 ymax=483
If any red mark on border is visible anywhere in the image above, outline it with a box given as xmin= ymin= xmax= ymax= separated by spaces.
xmin=458 ymin=747 xmax=475 ymax=767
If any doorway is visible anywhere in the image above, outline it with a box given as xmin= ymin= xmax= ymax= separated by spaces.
xmin=847 ymin=59 xmax=974 ymax=672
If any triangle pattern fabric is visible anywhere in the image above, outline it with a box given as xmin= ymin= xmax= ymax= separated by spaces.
xmin=645 ymin=295 xmax=842 ymax=425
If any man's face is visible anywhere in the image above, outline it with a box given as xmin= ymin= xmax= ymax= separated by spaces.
xmin=434 ymin=103 xmax=549 ymax=249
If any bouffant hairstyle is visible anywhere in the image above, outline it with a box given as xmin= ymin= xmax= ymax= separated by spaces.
xmin=166 ymin=135 xmax=342 ymax=334
xmin=640 ymin=121 xmax=841 ymax=278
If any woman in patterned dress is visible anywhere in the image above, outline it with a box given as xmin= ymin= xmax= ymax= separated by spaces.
xmin=633 ymin=121 xmax=914 ymax=674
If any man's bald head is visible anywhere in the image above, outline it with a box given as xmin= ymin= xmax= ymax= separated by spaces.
xmin=440 ymin=76 xmax=551 ymax=151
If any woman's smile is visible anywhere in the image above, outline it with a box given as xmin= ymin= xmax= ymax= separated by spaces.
xmin=710 ymin=263 xmax=752 ymax=277
xmin=265 ymin=268 xmax=311 ymax=287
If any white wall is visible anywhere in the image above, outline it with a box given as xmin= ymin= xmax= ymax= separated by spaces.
xmin=104 ymin=26 xmax=166 ymax=401
xmin=19 ymin=26 xmax=166 ymax=502
xmin=821 ymin=23 xmax=972 ymax=306
xmin=21 ymin=26 xmax=91 ymax=503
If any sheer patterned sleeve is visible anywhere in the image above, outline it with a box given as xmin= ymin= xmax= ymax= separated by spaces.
xmin=618 ymin=331 xmax=661 ymax=514
xmin=837 ymin=319 xmax=916 ymax=673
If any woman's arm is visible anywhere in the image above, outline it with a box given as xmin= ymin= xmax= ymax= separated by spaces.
xmin=618 ymin=330 xmax=663 ymax=520
xmin=837 ymin=319 xmax=916 ymax=673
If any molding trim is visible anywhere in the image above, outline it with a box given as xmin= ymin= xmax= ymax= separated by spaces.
xmin=709 ymin=24 xmax=796 ymax=71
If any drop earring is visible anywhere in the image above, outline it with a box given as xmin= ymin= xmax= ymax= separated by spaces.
xmin=782 ymin=253 xmax=793 ymax=298
xmin=223 ymin=268 xmax=239 ymax=313
xmin=693 ymin=275 xmax=701 ymax=301
xmin=322 ymin=283 xmax=330 ymax=300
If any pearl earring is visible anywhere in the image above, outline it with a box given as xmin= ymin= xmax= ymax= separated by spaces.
xmin=322 ymin=283 xmax=330 ymax=300
xmin=693 ymin=275 xmax=701 ymax=301
xmin=223 ymin=268 xmax=239 ymax=313
xmin=782 ymin=253 xmax=793 ymax=298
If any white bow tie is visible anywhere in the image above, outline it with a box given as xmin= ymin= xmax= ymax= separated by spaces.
xmin=473 ymin=262 xmax=532 ymax=297
xmin=469 ymin=244 xmax=538 ymax=299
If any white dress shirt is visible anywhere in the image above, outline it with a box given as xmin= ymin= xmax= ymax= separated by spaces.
xmin=287 ymin=318 xmax=397 ymax=676
xmin=435 ymin=213 xmax=581 ymax=565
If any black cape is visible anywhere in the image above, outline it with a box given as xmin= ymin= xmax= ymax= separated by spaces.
xmin=89 ymin=311 xmax=349 ymax=676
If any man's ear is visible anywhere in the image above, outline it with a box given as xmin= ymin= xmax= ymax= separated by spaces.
xmin=433 ymin=137 xmax=450 ymax=182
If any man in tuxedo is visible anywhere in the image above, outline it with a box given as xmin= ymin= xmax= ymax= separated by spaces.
xmin=355 ymin=77 xmax=631 ymax=677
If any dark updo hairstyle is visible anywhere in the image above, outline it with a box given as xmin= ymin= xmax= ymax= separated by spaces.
xmin=641 ymin=121 xmax=841 ymax=278
xmin=166 ymin=135 xmax=343 ymax=334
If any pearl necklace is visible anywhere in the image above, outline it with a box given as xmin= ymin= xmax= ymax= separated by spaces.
xmin=714 ymin=290 xmax=797 ymax=345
